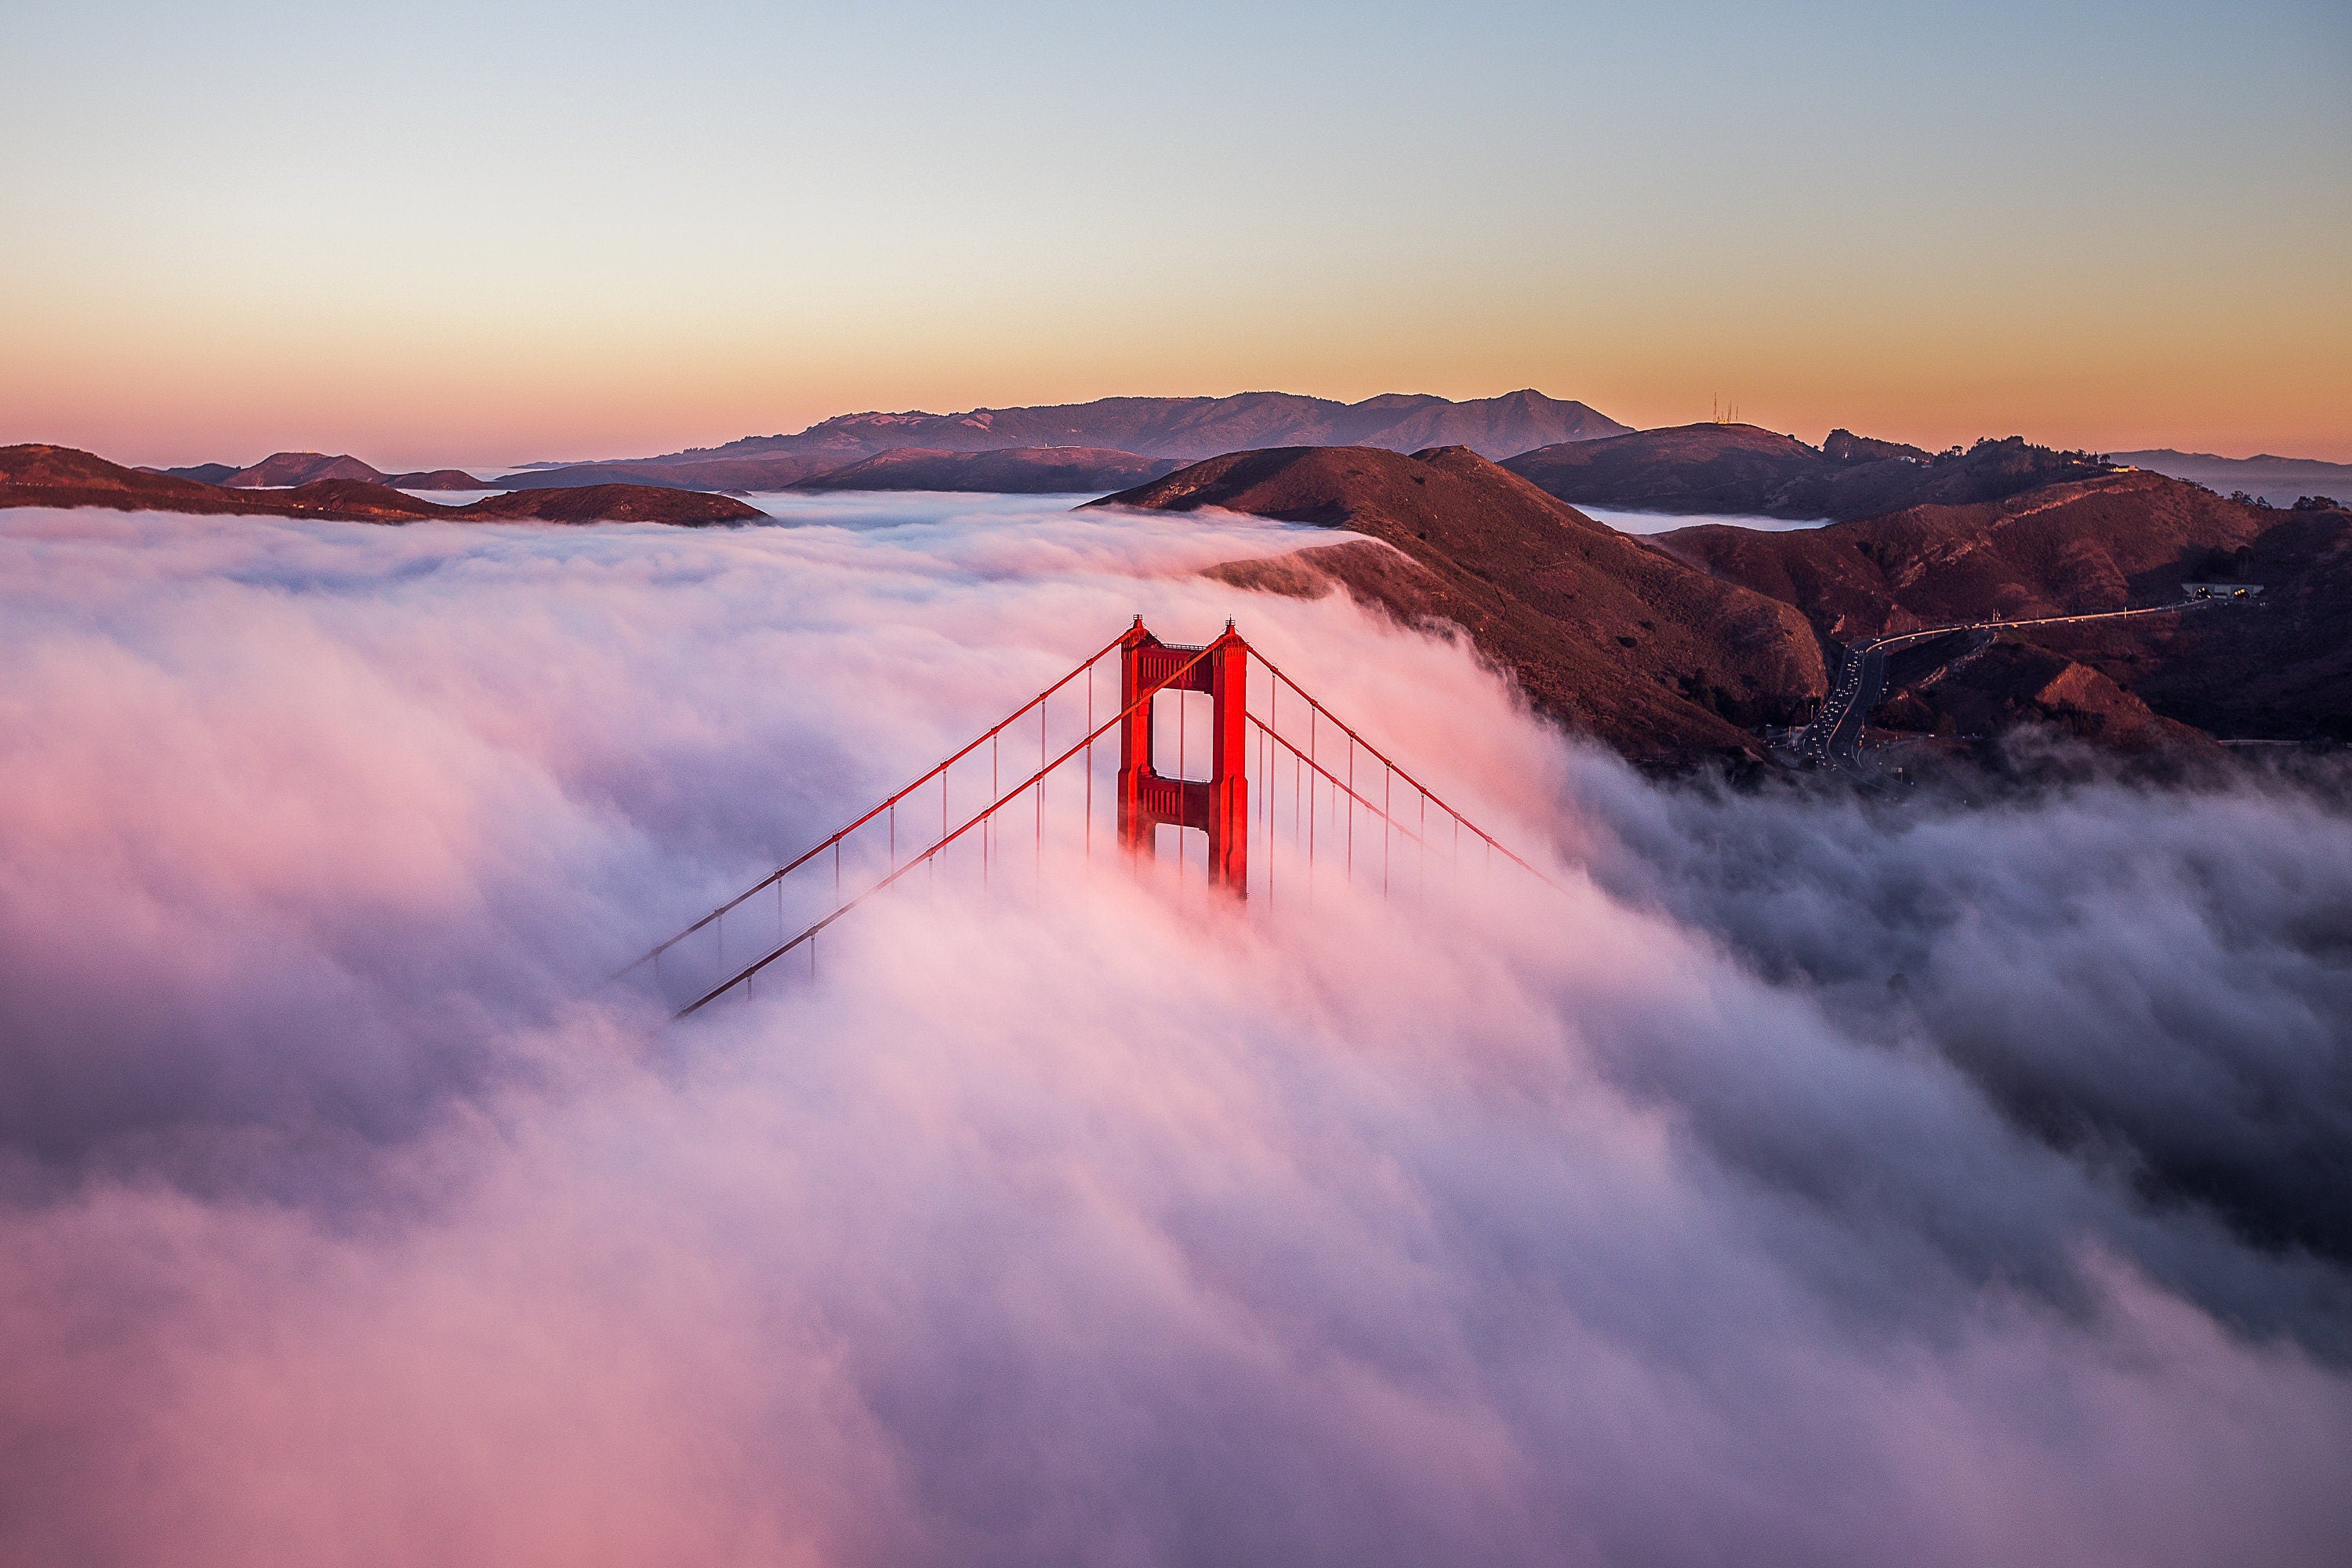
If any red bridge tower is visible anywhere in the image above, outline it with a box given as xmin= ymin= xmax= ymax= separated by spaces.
xmin=1117 ymin=617 xmax=1248 ymax=895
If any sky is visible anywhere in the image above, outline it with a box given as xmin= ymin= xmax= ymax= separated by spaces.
xmin=2 ymin=0 xmax=2347 ymax=469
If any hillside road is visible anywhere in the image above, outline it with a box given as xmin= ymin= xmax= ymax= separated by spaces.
xmin=1795 ymin=601 xmax=2220 ymax=769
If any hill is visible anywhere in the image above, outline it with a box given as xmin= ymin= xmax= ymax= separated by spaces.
xmin=151 ymin=461 xmax=240 ymax=484
xmin=1869 ymin=637 xmax=2216 ymax=757
xmin=3 ymin=446 xmax=405 ymax=517
xmin=1657 ymin=473 xmax=2352 ymax=744
xmin=791 ymin=446 xmax=1184 ymax=493
xmin=1504 ymin=425 xmax=2111 ymax=521
xmin=1092 ymin=445 xmax=1826 ymax=765
xmin=157 ymin=452 xmax=492 ymax=489
xmin=1981 ymin=500 xmax=2352 ymax=743
xmin=383 ymin=468 xmax=494 ymax=490
xmin=641 ymin=390 xmax=1629 ymax=468
xmin=1656 ymin=470 xmax=2263 ymax=641
xmin=218 ymin=452 xmax=389 ymax=487
xmin=2 ymin=446 xmax=759 ymax=526
xmin=458 ymin=485 xmax=761 ymax=524
xmin=1 ymin=450 xmax=447 ymax=522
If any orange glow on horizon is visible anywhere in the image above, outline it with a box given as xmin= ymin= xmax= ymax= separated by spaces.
xmin=8 ymin=303 xmax=2348 ymax=472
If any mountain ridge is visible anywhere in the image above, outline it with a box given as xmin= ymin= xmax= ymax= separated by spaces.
xmin=641 ymin=390 xmax=1629 ymax=467
xmin=1654 ymin=471 xmax=2352 ymax=746
xmin=1092 ymin=444 xmax=1826 ymax=766
xmin=2108 ymin=448 xmax=2352 ymax=509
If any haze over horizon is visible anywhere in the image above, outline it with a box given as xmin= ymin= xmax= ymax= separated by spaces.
xmin=4 ymin=0 xmax=2345 ymax=469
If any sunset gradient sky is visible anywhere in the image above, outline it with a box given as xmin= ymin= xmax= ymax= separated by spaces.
xmin=4 ymin=0 xmax=2347 ymax=469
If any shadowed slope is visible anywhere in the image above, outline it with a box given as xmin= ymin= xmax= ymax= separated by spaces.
xmin=1657 ymin=470 xmax=2267 ymax=641
xmin=1095 ymin=445 xmax=1827 ymax=765
xmin=1871 ymin=634 xmax=2217 ymax=755
xmin=1661 ymin=472 xmax=2352 ymax=742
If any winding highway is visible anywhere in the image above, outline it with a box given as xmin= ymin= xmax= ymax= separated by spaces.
xmin=1795 ymin=601 xmax=2220 ymax=769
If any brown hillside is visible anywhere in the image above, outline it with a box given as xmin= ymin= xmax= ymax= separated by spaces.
xmin=261 ymin=480 xmax=448 ymax=519
xmin=2002 ymin=503 xmax=2352 ymax=742
xmin=1877 ymin=639 xmax=2217 ymax=755
xmin=1657 ymin=470 xmax=2266 ymax=641
xmin=383 ymin=468 xmax=492 ymax=489
xmin=1094 ymin=445 xmax=1828 ymax=764
xmin=2 ymin=448 xmax=437 ymax=521
xmin=1661 ymin=474 xmax=2352 ymax=744
xmin=221 ymin=452 xmax=389 ymax=487
xmin=9 ymin=445 xmax=226 ymax=497
xmin=457 ymin=485 xmax=760 ymax=524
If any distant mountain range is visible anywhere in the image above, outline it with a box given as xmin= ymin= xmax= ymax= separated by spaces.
xmin=32 ymin=417 xmax=2352 ymax=762
xmin=2110 ymin=449 xmax=2352 ymax=509
xmin=499 ymin=390 xmax=1626 ymax=494
xmin=144 ymin=418 xmax=2352 ymax=514
xmin=152 ymin=394 xmax=1627 ymax=499
xmin=659 ymin=390 xmax=1628 ymax=465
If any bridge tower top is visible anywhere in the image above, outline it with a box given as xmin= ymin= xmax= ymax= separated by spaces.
xmin=626 ymin=615 xmax=1557 ymax=1016
xmin=1118 ymin=616 xmax=1249 ymax=895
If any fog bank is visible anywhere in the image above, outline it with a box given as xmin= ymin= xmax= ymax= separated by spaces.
xmin=2 ymin=500 xmax=2347 ymax=1566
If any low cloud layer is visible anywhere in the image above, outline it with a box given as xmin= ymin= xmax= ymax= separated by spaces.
xmin=2 ymin=500 xmax=2348 ymax=1566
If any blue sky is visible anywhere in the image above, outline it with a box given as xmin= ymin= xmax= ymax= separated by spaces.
xmin=3 ymin=0 xmax=2345 ymax=464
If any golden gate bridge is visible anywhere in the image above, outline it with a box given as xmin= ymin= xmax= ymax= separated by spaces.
xmin=621 ymin=618 xmax=1555 ymax=1016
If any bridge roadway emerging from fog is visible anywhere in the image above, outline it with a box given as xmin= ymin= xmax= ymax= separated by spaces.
xmin=621 ymin=616 xmax=1559 ymax=1018
xmin=1795 ymin=599 xmax=2228 ymax=770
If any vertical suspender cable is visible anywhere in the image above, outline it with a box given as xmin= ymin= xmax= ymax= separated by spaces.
xmin=1044 ymin=691 xmax=1054 ymax=888
xmin=1085 ymin=657 xmax=1094 ymax=865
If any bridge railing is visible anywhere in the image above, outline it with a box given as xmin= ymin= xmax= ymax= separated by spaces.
xmin=651 ymin=639 xmax=1221 ymax=1015
xmin=618 ymin=627 xmax=1138 ymax=1004
xmin=1242 ymin=648 xmax=1558 ymax=908
xmin=622 ymin=621 xmax=1559 ymax=1018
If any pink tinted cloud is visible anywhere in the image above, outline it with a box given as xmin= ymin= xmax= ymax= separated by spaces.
xmin=0 ymin=501 xmax=2347 ymax=1565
